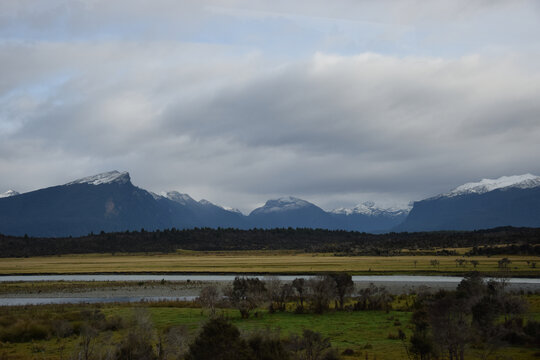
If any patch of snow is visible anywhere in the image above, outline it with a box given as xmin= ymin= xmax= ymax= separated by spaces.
xmin=222 ymin=206 xmax=243 ymax=214
xmin=199 ymin=199 xmax=214 ymax=206
xmin=331 ymin=201 xmax=410 ymax=217
xmin=253 ymin=196 xmax=313 ymax=214
xmin=66 ymin=171 xmax=130 ymax=186
xmin=148 ymin=191 xmax=164 ymax=200
xmin=0 ymin=190 xmax=19 ymax=198
xmin=164 ymin=191 xmax=197 ymax=205
xmin=443 ymin=174 xmax=540 ymax=197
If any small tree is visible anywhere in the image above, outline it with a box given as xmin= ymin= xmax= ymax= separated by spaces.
xmin=265 ymin=276 xmax=293 ymax=313
xmin=157 ymin=325 xmax=189 ymax=360
xmin=286 ymin=329 xmax=338 ymax=360
xmin=225 ymin=277 xmax=267 ymax=318
xmin=77 ymin=324 xmax=98 ymax=360
xmin=116 ymin=308 xmax=157 ymax=360
xmin=292 ymin=278 xmax=307 ymax=313
xmin=307 ymin=276 xmax=336 ymax=314
xmin=199 ymin=285 xmax=220 ymax=316
xmin=329 ymin=273 xmax=354 ymax=310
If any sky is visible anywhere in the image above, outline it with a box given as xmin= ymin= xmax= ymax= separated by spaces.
xmin=1 ymin=0 xmax=540 ymax=213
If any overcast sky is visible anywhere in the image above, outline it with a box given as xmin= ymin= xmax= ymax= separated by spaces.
xmin=1 ymin=0 xmax=540 ymax=213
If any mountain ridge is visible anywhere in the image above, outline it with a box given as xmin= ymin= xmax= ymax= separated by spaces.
xmin=397 ymin=174 xmax=540 ymax=232
xmin=2 ymin=171 xmax=540 ymax=236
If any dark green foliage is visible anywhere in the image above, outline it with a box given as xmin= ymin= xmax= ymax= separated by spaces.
xmin=185 ymin=317 xmax=254 ymax=360
xmin=285 ymin=329 xmax=340 ymax=360
xmin=1 ymin=226 xmax=538 ymax=256
xmin=328 ymin=273 xmax=354 ymax=310
xmin=248 ymin=332 xmax=290 ymax=360
xmin=408 ymin=275 xmax=530 ymax=360
xmin=467 ymin=243 xmax=540 ymax=256
xmin=353 ymin=284 xmax=393 ymax=312
xmin=307 ymin=276 xmax=336 ymax=314
xmin=227 ymin=277 xmax=267 ymax=318
xmin=408 ymin=308 xmax=434 ymax=360
xmin=115 ymin=331 xmax=157 ymax=360
xmin=0 ymin=319 xmax=49 ymax=342
xmin=292 ymin=278 xmax=307 ymax=313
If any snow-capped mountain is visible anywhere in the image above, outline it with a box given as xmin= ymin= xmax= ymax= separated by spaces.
xmin=0 ymin=171 xmax=183 ymax=237
xmin=250 ymin=196 xmax=314 ymax=215
xmin=441 ymin=174 xmax=540 ymax=198
xmin=66 ymin=171 xmax=130 ymax=186
xmin=248 ymin=196 xmax=333 ymax=229
xmin=329 ymin=201 xmax=410 ymax=232
xmin=397 ymin=174 xmax=540 ymax=232
xmin=331 ymin=201 xmax=410 ymax=217
xmin=5 ymin=170 xmax=537 ymax=236
xmin=222 ymin=206 xmax=243 ymax=215
xmin=0 ymin=190 xmax=19 ymax=198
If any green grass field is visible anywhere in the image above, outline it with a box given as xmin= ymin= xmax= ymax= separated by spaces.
xmin=1 ymin=298 xmax=539 ymax=360
xmin=0 ymin=251 xmax=538 ymax=276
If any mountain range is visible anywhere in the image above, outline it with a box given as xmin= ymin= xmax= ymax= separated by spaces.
xmin=397 ymin=174 xmax=540 ymax=232
xmin=0 ymin=171 xmax=539 ymax=237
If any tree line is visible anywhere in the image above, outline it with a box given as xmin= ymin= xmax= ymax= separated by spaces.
xmin=1 ymin=226 xmax=539 ymax=257
xmin=198 ymin=274 xmax=391 ymax=319
xmin=407 ymin=273 xmax=539 ymax=360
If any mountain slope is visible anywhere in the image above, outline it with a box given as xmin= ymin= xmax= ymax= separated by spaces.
xmin=248 ymin=196 xmax=336 ymax=229
xmin=330 ymin=201 xmax=410 ymax=232
xmin=165 ymin=192 xmax=247 ymax=228
xmin=397 ymin=174 xmax=540 ymax=231
xmin=0 ymin=171 xmax=185 ymax=237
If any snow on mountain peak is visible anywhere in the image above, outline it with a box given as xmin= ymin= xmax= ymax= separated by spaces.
xmin=223 ymin=206 xmax=243 ymax=214
xmin=331 ymin=201 xmax=410 ymax=217
xmin=253 ymin=196 xmax=313 ymax=214
xmin=164 ymin=191 xmax=197 ymax=205
xmin=445 ymin=174 xmax=540 ymax=197
xmin=66 ymin=171 xmax=130 ymax=186
xmin=0 ymin=190 xmax=19 ymax=198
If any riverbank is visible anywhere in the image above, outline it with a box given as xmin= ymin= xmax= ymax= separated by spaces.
xmin=1 ymin=276 xmax=538 ymax=306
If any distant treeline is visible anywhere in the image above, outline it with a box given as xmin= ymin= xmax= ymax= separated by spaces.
xmin=467 ymin=243 xmax=540 ymax=256
xmin=1 ymin=226 xmax=539 ymax=257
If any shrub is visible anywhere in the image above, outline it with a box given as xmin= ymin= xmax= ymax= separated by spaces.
xmin=0 ymin=320 xmax=49 ymax=343
xmin=185 ymin=317 xmax=253 ymax=360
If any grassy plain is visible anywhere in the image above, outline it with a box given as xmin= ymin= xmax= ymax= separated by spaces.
xmin=1 ymin=297 xmax=539 ymax=360
xmin=0 ymin=251 xmax=538 ymax=276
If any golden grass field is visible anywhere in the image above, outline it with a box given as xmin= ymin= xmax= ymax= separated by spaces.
xmin=0 ymin=251 xmax=538 ymax=275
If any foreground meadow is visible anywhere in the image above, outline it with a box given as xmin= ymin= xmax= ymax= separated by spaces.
xmin=0 ymin=251 xmax=538 ymax=276
xmin=1 ymin=295 xmax=539 ymax=360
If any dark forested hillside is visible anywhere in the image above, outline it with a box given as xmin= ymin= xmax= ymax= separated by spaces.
xmin=0 ymin=226 xmax=539 ymax=257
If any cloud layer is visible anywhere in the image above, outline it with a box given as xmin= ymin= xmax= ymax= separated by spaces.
xmin=1 ymin=1 xmax=540 ymax=212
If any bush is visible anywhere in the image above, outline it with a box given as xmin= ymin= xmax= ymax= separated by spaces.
xmin=52 ymin=319 xmax=73 ymax=338
xmin=116 ymin=330 xmax=157 ymax=360
xmin=248 ymin=332 xmax=290 ymax=360
xmin=185 ymin=317 xmax=253 ymax=360
xmin=0 ymin=319 xmax=49 ymax=342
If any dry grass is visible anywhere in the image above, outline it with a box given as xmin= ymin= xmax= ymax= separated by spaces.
xmin=0 ymin=252 xmax=538 ymax=275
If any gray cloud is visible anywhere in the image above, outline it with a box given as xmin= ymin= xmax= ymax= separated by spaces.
xmin=1 ymin=1 xmax=540 ymax=212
